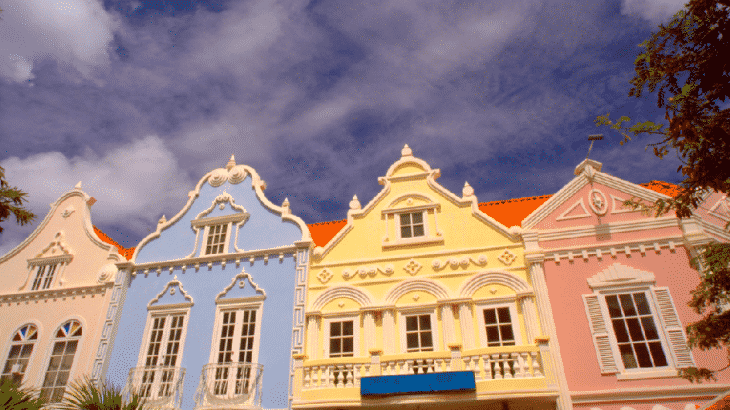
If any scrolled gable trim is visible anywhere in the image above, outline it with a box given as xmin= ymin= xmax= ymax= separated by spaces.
xmin=459 ymin=271 xmax=533 ymax=298
xmin=310 ymin=285 xmax=375 ymax=311
xmin=147 ymin=275 xmax=194 ymax=309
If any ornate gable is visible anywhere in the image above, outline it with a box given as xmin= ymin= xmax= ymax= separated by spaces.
xmin=216 ymin=270 xmax=266 ymax=301
xmin=148 ymin=276 xmax=194 ymax=309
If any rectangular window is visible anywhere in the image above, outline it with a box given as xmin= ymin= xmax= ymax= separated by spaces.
xmin=399 ymin=212 xmax=425 ymax=239
xmin=205 ymin=224 xmax=228 ymax=255
xmin=31 ymin=264 xmax=58 ymax=291
xmin=140 ymin=314 xmax=185 ymax=399
xmin=41 ymin=340 xmax=77 ymax=402
xmin=606 ymin=293 xmax=668 ymax=369
xmin=1 ymin=344 xmax=34 ymax=385
xmin=329 ymin=321 xmax=354 ymax=358
xmin=405 ymin=314 xmax=433 ymax=352
xmin=483 ymin=307 xmax=516 ymax=347
xmin=211 ymin=308 xmax=260 ymax=396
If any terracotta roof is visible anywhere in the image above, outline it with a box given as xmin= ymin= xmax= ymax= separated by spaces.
xmin=93 ymin=226 xmax=135 ymax=261
xmin=308 ymin=219 xmax=347 ymax=248
xmin=478 ymin=194 xmax=553 ymax=228
xmin=640 ymin=180 xmax=682 ymax=197
xmin=306 ymin=180 xmax=680 ymax=247
xmin=700 ymin=390 xmax=730 ymax=410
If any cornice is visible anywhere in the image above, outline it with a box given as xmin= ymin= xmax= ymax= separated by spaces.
xmin=539 ymin=236 xmax=686 ymax=264
xmin=529 ymin=215 xmax=680 ymax=243
xmin=0 ymin=282 xmax=113 ymax=305
xmin=570 ymin=383 xmax=730 ymax=404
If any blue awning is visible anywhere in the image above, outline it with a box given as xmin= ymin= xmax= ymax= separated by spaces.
xmin=360 ymin=371 xmax=476 ymax=396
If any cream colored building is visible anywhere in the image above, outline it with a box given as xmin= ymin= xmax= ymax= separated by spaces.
xmin=0 ymin=183 xmax=131 ymax=402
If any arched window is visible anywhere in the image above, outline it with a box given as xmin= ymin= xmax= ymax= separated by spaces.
xmin=40 ymin=320 xmax=82 ymax=403
xmin=1 ymin=324 xmax=38 ymax=385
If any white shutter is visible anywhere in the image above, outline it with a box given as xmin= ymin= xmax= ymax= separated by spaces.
xmin=652 ymin=287 xmax=695 ymax=368
xmin=582 ymin=294 xmax=618 ymax=374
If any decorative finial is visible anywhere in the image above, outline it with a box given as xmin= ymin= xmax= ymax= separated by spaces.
xmin=586 ymin=134 xmax=603 ymax=159
xmin=158 ymin=215 xmax=167 ymax=225
xmin=74 ymin=181 xmax=82 ymax=190
xmin=281 ymin=198 xmax=290 ymax=214
xmin=226 ymin=155 xmax=236 ymax=171
xmin=350 ymin=195 xmax=361 ymax=210
xmin=401 ymin=144 xmax=413 ymax=157
xmin=462 ymin=181 xmax=474 ymax=198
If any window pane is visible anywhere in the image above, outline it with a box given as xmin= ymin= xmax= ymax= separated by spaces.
xmin=342 ymin=321 xmax=353 ymax=336
xmin=619 ymin=344 xmax=637 ymax=368
xmin=7 ymin=346 xmax=20 ymax=360
xmin=420 ymin=332 xmax=433 ymax=349
xmin=634 ymin=293 xmax=651 ymax=315
xmin=401 ymin=226 xmax=412 ymax=238
xmin=611 ymin=320 xmax=629 ymax=343
xmin=649 ymin=342 xmax=668 ymax=367
xmin=412 ymin=213 xmax=423 ymax=223
xmin=606 ymin=295 xmax=621 ymax=318
xmin=342 ymin=337 xmax=353 ymax=354
xmin=412 ymin=225 xmax=424 ymax=237
xmin=400 ymin=214 xmax=411 ymax=225
xmin=484 ymin=309 xmax=497 ymax=324
xmin=486 ymin=326 xmax=500 ymax=343
xmin=406 ymin=316 xmax=418 ymax=331
xmin=64 ymin=341 xmax=78 ymax=355
xmin=52 ymin=342 xmax=66 ymax=356
xmin=626 ymin=318 xmax=645 ymax=341
xmin=500 ymin=324 xmax=514 ymax=342
xmin=419 ymin=315 xmax=431 ymax=330
xmin=641 ymin=317 xmax=659 ymax=340
xmin=330 ymin=322 xmax=341 ymax=337
xmin=619 ymin=294 xmax=636 ymax=316
xmin=497 ymin=307 xmax=511 ymax=323
xmin=55 ymin=371 xmax=70 ymax=387
xmin=634 ymin=343 xmax=653 ymax=367
xmin=330 ymin=339 xmax=341 ymax=355
xmin=406 ymin=333 xmax=419 ymax=349
xmin=20 ymin=344 xmax=33 ymax=358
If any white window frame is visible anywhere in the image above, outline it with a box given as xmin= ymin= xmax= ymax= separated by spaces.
xmin=208 ymin=299 xmax=264 ymax=365
xmin=191 ymin=211 xmax=249 ymax=257
xmin=202 ymin=223 xmax=232 ymax=256
xmin=476 ymin=301 xmax=522 ymax=348
xmin=1 ymin=324 xmax=39 ymax=385
xmin=39 ymin=319 xmax=83 ymax=403
xmin=583 ymin=264 xmax=695 ymax=380
xmin=397 ymin=211 xmax=426 ymax=240
xmin=30 ymin=263 xmax=59 ymax=291
xmin=381 ymin=204 xmax=444 ymax=249
xmin=322 ymin=316 xmax=359 ymax=358
xmin=398 ymin=308 xmax=440 ymax=353
xmin=136 ymin=305 xmax=191 ymax=400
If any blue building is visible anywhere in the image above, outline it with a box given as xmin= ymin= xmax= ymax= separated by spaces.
xmin=101 ymin=157 xmax=310 ymax=410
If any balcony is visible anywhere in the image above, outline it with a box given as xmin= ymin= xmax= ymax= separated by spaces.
xmin=194 ymin=362 xmax=264 ymax=410
xmin=125 ymin=366 xmax=186 ymax=410
xmin=293 ymin=344 xmax=557 ymax=408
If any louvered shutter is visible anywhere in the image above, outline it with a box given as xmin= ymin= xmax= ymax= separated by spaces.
xmin=652 ymin=287 xmax=695 ymax=368
xmin=582 ymin=294 xmax=618 ymax=374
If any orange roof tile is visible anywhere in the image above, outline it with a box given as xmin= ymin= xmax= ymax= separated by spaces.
xmin=93 ymin=226 xmax=134 ymax=261
xmin=640 ymin=180 xmax=682 ymax=197
xmin=478 ymin=194 xmax=552 ymax=228
xmin=701 ymin=390 xmax=730 ymax=410
xmin=308 ymin=219 xmax=347 ymax=248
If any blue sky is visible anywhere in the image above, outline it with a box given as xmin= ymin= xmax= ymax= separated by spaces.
xmin=0 ymin=0 xmax=688 ymax=253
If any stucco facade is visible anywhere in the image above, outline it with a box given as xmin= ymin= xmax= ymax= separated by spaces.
xmin=102 ymin=157 xmax=311 ymax=410
xmin=0 ymin=183 xmax=131 ymax=402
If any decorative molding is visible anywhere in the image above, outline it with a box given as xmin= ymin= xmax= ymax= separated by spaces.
xmin=91 ymin=269 xmax=129 ymax=384
xmin=96 ymin=263 xmax=118 ymax=283
xmin=384 ymin=278 xmax=450 ymax=304
xmin=288 ymin=247 xmax=309 ymax=408
xmin=708 ymin=195 xmax=730 ymax=221
xmin=610 ymin=194 xmax=641 ymax=214
xmin=342 ymin=264 xmax=394 ymax=280
xmin=0 ymin=283 xmax=112 ymax=305
xmin=431 ymin=255 xmax=487 ymax=270
xmin=556 ymin=199 xmax=590 ymax=221
xmin=28 ymin=231 xmax=74 ymax=265
xmin=147 ymin=275 xmax=193 ymax=309
xmin=570 ymin=383 xmax=730 ymax=404
xmin=545 ymin=238 xmax=680 ymax=264
xmin=310 ymin=285 xmax=375 ymax=311
xmin=459 ymin=271 xmax=533 ymax=298
xmin=586 ymin=263 xmax=655 ymax=289
xmin=588 ymin=189 xmax=608 ymax=215
xmin=403 ymin=259 xmax=422 ymax=276
xmin=316 ymin=269 xmax=333 ymax=284
xmin=215 ymin=270 xmax=266 ymax=301
xmin=61 ymin=206 xmax=75 ymax=218
xmin=497 ymin=249 xmax=516 ymax=266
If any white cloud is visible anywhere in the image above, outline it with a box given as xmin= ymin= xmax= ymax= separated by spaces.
xmin=0 ymin=0 xmax=117 ymax=84
xmin=0 ymin=136 xmax=193 ymax=254
xmin=621 ymin=0 xmax=688 ymax=24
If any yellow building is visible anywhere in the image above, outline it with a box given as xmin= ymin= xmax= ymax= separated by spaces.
xmin=292 ymin=146 xmax=571 ymax=410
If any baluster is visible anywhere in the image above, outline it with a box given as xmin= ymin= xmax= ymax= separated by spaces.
xmin=427 ymin=359 xmax=434 ymax=374
xmin=491 ymin=354 xmax=502 ymax=379
xmin=354 ymin=364 xmax=360 ymax=387
xmin=435 ymin=359 xmax=443 ymax=373
xmin=446 ymin=358 xmax=452 ymax=372
xmin=406 ymin=359 xmax=414 ymax=374
xmin=335 ymin=366 xmax=343 ymax=387
xmin=314 ymin=366 xmax=322 ymax=388
xmin=396 ymin=360 xmax=404 ymax=375
xmin=345 ymin=365 xmax=353 ymax=388
xmin=532 ymin=352 xmax=543 ymax=377
xmin=324 ymin=365 xmax=331 ymax=388
xmin=304 ymin=367 xmax=311 ymax=388
xmin=481 ymin=355 xmax=491 ymax=380
xmin=520 ymin=353 xmax=529 ymax=378
xmin=514 ymin=353 xmax=525 ymax=378
xmin=502 ymin=354 xmax=513 ymax=379
xmin=365 ymin=363 xmax=371 ymax=377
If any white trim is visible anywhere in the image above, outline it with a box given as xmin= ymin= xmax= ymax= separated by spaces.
xmin=310 ymin=285 xmax=375 ymax=311
xmin=475 ymin=301 xmax=522 ymax=348
xmin=570 ymin=384 xmax=730 ymax=404
xmin=556 ymin=199 xmax=591 ymax=221
xmin=459 ymin=271 xmax=533 ymax=298
xmin=322 ymin=316 xmax=360 ymax=358
xmin=36 ymin=317 xmax=86 ymax=402
xmin=0 ymin=322 xmax=41 ymax=385
xmin=147 ymin=276 xmax=194 ymax=309
xmin=136 ymin=305 xmax=191 ymax=369
xmin=207 ymin=299 xmax=265 ymax=365
xmin=384 ymin=278 xmax=450 ymax=304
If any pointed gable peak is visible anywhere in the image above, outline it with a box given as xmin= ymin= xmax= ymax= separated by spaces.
xmin=74 ymin=181 xmax=83 ymax=190
xmin=226 ymin=154 xmax=236 ymax=171
xmin=574 ymin=158 xmax=603 ymax=176
xmin=401 ymin=144 xmax=413 ymax=157
xmin=381 ymin=144 xmax=439 ymax=184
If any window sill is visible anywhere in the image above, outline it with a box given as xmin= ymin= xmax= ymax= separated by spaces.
xmin=382 ymin=236 xmax=444 ymax=249
xmin=616 ymin=368 xmax=679 ymax=380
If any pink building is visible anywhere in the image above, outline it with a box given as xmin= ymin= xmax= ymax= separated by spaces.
xmin=519 ymin=159 xmax=730 ymax=410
